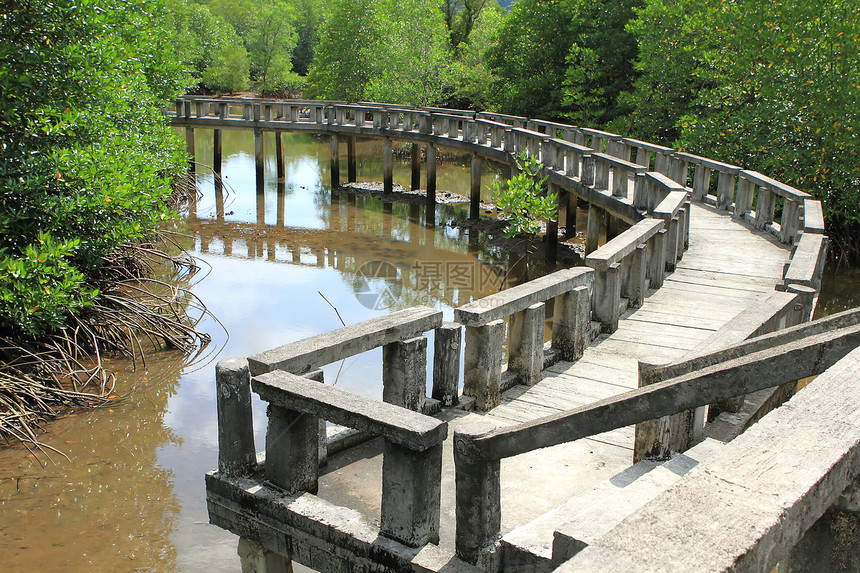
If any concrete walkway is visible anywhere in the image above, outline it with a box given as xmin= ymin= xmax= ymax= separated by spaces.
xmin=316 ymin=202 xmax=792 ymax=555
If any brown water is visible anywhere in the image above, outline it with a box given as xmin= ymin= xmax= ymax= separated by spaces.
xmin=0 ymin=130 xmax=566 ymax=572
xmin=0 ymin=130 xmax=856 ymax=572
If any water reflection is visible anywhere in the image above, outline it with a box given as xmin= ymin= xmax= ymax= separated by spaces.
xmin=0 ymin=129 xmax=557 ymax=572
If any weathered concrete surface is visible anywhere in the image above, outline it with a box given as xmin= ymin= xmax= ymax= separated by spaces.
xmin=248 ymin=307 xmax=442 ymax=376
xmin=558 ymin=346 xmax=860 ymax=572
xmin=454 ymin=268 xmax=592 ymax=327
xmin=252 ymin=371 xmax=447 ymax=451
xmin=216 ymin=358 xmax=256 ymax=476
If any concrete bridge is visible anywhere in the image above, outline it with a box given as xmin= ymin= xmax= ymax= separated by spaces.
xmin=169 ymin=99 xmax=858 ymax=572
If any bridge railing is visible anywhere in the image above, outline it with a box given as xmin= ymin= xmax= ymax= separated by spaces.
xmin=453 ymin=308 xmax=860 ymax=567
xmin=452 ymin=268 xmax=594 ymax=410
xmin=170 ymin=95 xmax=828 ymax=313
xmin=585 ymin=219 xmax=667 ymax=332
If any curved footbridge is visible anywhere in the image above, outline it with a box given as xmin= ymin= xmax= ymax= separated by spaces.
xmin=186 ymin=99 xmax=859 ymax=572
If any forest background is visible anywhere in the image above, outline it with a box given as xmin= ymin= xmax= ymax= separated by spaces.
xmin=174 ymin=0 xmax=858 ymax=260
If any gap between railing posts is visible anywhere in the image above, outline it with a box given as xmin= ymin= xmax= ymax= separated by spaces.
xmin=453 ymin=268 xmax=593 ymax=411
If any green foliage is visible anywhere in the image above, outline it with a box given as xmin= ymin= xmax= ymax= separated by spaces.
xmin=443 ymin=3 xmax=503 ymax=109
xmin=0 ymin=0 xmax=186 ymax=335
xmin=623 ymin=0 xmax=860 ymax=258
xmin=442 ymin=0 xmax=492 ymax=49
xmin=307 ymin=0 xmax=500 ymax=108
xmin=492 ymin=154 xmax=558 ymax=238
xmin=165 ymin=0 xmax=250 ymax=92
xmin=305 ymin=0 xmax=382 ymax=101
xmin=0 ymin=235 xmax=98 ymax=336
xmin=201 ymin=40 xmax=251 ymax=92
xmin=364 ymin=0 xmax=452 ymax=106
xmin=487 ymin=0 xmax=639 ymax=122
xmin=486 ymin=0 xmax=576 ymax=118
xmin=560 ymin=0 xmax=640 ymax=126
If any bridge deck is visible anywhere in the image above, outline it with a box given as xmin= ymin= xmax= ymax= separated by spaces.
xmin=315 ymin=202 xmax=792 ymax=553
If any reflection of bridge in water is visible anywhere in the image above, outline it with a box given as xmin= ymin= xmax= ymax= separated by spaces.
xmin=187 ymin=188 xmax=519 ymax=311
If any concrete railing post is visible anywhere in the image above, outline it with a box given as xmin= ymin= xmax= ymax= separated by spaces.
xmin=716 ymin=170 xmax=736 ymax=210
xmin=551 ymin=285 xmax=590 ymax=361
xmin=633 ymin=172 xmax=649 ymax=211
xmin=593 ymin=262 xmax=622 ymax=333
xmin=463 ymin=320 xmax=504 ymax=411
xmin=781 ymin=199 xmax=802 ymax=244
xmin=613 ymin=166 xmax=629 ymax=198
xmin=454 ymin=421 xmax=500 ymax=568
xmin=734 ymin=175 xmax=755 ymax=219
xmin=508 ymin=302 xmax=545 ymax=386
xmin=648 ymin=228 xmax=667 ymax=289
xmin=432 ymin=323 xmax=461 ymax=407
xmin=265 ymin=402 xmax=320 ymax=494
xmin=626 ymin=243 xmax=648 ymax=308
xmin=585 ymin=204 xmax=602 ymax=255
xmin=755 ymin=186 xmax=776 ymax=230
xmin=581 ymin=155 xmax=596 ymax=187
xmin=382 ymin=336 xmax=427 ymax=412
xmin=380 ymin=440 xmax=443 ymax=547
xmin=595 ymin=158 xmax=610 ymax=191
xmin=666 ymin=216 xmax=680 ymax=271
xmin=692 ymin=164 xmax=711 ymax=201
xmin=216 ymin=358 xmax=256 ymax=477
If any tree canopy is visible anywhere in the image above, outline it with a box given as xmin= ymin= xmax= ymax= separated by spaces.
xmin=0 ymin=0 xmax=187 ymax=335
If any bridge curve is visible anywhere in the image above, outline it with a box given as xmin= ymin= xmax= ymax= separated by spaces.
xmin=181 ymin=98 xmax=841 ymax=573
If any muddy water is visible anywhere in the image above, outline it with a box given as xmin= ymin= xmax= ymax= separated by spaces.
xmin=0 ymin=130 xmax=566 ymax=571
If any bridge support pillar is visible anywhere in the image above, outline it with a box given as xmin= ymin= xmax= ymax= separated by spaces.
xmin=275 ymin=132 xmax=284 ymax=180
xmin=185 ymin=126 xmax=195 ymax=172
xmin=564 ymin=190 xmax=578 ymax=238
xmin=330 ymin=134 xmax=340 ymax=188
xmin=463 ymin=320 xmax=504 ymax=410
xmin=470 ymin=153 xmax=481 ymax=220
xmin=411 ymin=143 xmax=421 ymax=190
xmin=213 ymin=129 xmax=222 ymax=175
xmin=347 ymin=135 xmax=357 ymax=182
xmin=606 ymin=214 xmax=622 ymax=241
xmin=382 ymin=201 xmax=393 ymax=238
xmin=383 ymin=138 xmax=393 ymax=195
xmin=254 ymin=128 xmax=264 ymax=191
xmin=426 ymin=144 xmax=437 ymax=208
xmin=256 ymin=181 xmax=265 ymax=225
xmin=237 ymin=538 xmax=292 ymax=573
xmin=585 ymin=204 xmax=604 ymax=255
